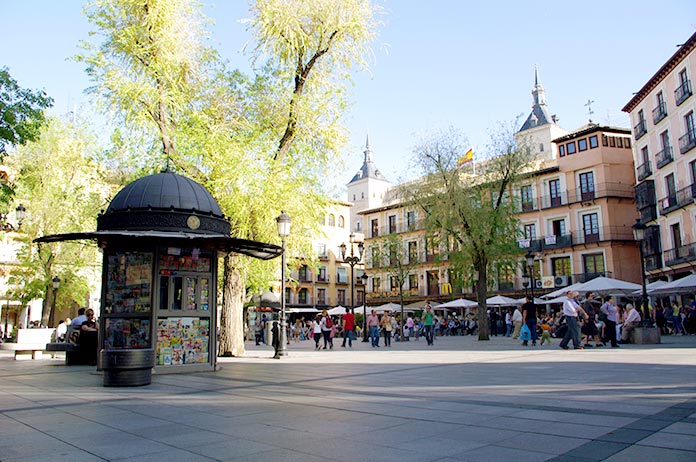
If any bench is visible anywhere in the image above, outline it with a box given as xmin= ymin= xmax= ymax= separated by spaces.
xmin=0 ymin=328 xmax=56 ymax=359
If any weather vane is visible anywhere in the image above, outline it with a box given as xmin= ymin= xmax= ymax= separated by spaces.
xmin=585 ymin=99 xmax=595 ymax=123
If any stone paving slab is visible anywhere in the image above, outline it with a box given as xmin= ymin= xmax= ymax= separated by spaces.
xmin=0 ymin=334 xmax=695 ymax=461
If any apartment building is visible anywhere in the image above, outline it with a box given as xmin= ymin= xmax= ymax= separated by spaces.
xmin=359 ymin=71 xmax=641 ymax=305
xmin=286 ymin=200 xmax=366 ymax=310
xmin=622 ymin=31 xmax=696 ymax=282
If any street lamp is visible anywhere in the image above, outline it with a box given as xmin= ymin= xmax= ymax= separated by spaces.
xmin=521 ymin=272 xmax=530 ymax=297
xmin=632 ymin=219 xmax=651 ymax=323
xmin=360 ymin=273 xmax=368 ymax=340
xmin=49 ymin=276 xmax=60 ymax=327
xmin=276 ymin=211 xmax=291 ymax=357
xmin=524 ymin=250 xmax=536 ymax=302
xmin=15 ymin=204 xmax=26 ymax=230
xmin=339 ymin=233 xmax=365 ymax=340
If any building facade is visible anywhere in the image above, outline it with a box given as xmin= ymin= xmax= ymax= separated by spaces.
xmin=623 ymin=31 xmax=696 ymax=282
xmin=360 ymin=72 xmax=641 ymax=305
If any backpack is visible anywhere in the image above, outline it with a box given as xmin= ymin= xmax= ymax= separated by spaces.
xmin=325 ymin=316 xmax=333 ymax=328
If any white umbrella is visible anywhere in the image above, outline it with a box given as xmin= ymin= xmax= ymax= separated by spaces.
xmin=287 ymin=307 xmax=320 ymax=314
xmin=403 ymin=300 xmax=442 ymax=309
xmin=327 ymin=306 xmax=348 ymax=316
xmin=486 ymin=295 xmax=519 ymax=306
xmin=650 ymin=274 xmax=696 ymax=295
xmin=574 ymin=276 xmax=641 ymax=295
xmin=540 ymin=295 xmax=568 ymax=305
xmin=438 ymin=298 xmax=478 ymax=308
xmin=371 ymin=302 xmax=403 ymax=313
xmin=515 ymin=296 xmax=545 ymax=305
xmin=543 ymin=282 xmax=585 ymax=299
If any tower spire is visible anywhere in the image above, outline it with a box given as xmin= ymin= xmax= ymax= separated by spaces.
xmin=364 ymin=135 xmax=373 ymax=164
xmin=532 ymin=64 xmax=547 ymax=107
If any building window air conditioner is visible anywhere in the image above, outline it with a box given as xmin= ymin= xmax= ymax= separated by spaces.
xmin=554 ymin=275 xmax=569 ymax=287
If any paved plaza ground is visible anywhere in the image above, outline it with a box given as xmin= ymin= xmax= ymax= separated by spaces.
xmin=1 ymin=334 xmax=695 ymax=462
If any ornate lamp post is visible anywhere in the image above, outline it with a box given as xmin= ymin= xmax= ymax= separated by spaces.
xmin=360 ymin=273 xmax=368 ymax=339
xmin=276 ymin=211 xmax=291 ymax=357
xmin=525 ymin=250 xmax=536 ymax=302
xmin=521 ymin=272 xmax=530 ymax=297
xmin=339 ymin=233 xmax=365 ymax=340
xmin=15 ymin=204 xmax=26 ymax=230
xmin=632 ymin=219 xmax=651 ymax=324
xmin=49 ymin=276 xmax=60 ymax=327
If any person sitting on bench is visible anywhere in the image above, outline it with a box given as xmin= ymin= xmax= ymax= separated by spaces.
xmin=78 ymin=309 xmax=99 ymax=365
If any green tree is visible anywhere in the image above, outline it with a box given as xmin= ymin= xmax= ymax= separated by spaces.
xmin=76 ymin=0 xmax=383 ymax=356
xmin=369 ymin=232 xmax=418 ymax=338
xmin=6 ymin=117 xmax=111 ymax=326
xmin=0 ymin=67 xmax=54 ymax=213
xmin=400 ymin=124 xmax=534 ymax=340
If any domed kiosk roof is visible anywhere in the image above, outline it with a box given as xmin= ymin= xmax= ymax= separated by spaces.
xmin=34 ymin=171 xmax=282 ymax=260
xmin=106 ymin=172 xmax=224 ymax=217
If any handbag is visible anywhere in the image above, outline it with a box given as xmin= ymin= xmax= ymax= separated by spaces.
xmin=520 ymin=324 xmax=532 ymax=341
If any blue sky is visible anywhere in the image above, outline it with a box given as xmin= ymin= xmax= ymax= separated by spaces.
xmin=3 ymin=1 xmax=696 ymax=191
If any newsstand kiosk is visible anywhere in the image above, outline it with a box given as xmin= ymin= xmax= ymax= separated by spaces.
xmin=36 ymin=171 xmax=282 ymax=386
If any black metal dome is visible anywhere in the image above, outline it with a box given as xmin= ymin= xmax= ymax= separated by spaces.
xmin=97 ymin=172 xmax=231 ymax=235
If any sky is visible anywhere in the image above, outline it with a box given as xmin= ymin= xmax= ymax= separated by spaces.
xmin=3 ymin=1 xmax=696 ymax=193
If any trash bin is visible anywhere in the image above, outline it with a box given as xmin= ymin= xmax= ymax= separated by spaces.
xmin=100 ymin=348 xmax=155 ymax=387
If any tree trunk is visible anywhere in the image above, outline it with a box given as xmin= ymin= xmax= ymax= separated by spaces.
xmin=40 ymin=287 xmax=52 ymax=327
xmin=476 ymin=264 xmax=489 ymax=341
xmin=218 ymin=253 xmax=246 ymax=357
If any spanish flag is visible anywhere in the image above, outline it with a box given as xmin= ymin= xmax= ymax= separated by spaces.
xmin=456 ymin=147 xmax=473 ymax=167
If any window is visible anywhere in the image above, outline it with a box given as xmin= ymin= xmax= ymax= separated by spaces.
xmin=318 ymin=266 xmax=327 ymax=282
xmin=521 ymin=185 xmax=534 ymax=211
xmin=317 ymin=243 xmax=327 ymax=258
xmin=661 ymin=130 xmax=671 ymax=150
xmin=371 ymin=247 xmax=380 ymax=267
xmin=552 ymin=256 xmax=571 ymax=276
xmin=579 ymin=172 xmax=595 ymax=200
xmin=549 ymin=179 xmax=562 ymax=207
xmin=582 ymin=213 xmax=600 ymax=243
xmin=609 ymin=136 xmax=616 ymax=147
xmin=624 ymin=138 xmax=631 ymax=148
xmin=336 ymin=267 xmax=347 ymax=284
xmin=641 ymin=146 xmax=649 ymax=164
xmin=356 ymin=289 xmax=364 ymax=305
xmin=356 ymin=221 xmax=361 ymax=232
xmin=566 ymin=142 xmax=576 ymax=154
xmin=328 ymin=214 xmax=335 ymax=226
xmin=616 ymin=137 xmax=623 ymax=148
xmin=390 ymin=276 xmax=398 ymax=290
xmin=559 ymin=145 xmax=565 ymax=157
xmin=690 ymin=160 xmax=696 ymax=186
xmin=352 ymin=194 xmax=356 ymax=201
xmin=361 ymin=192 xmax=364 ymax=199
xmin=524 ymin=223 xmax=536 ymax=239
xmin=298 ymin=288 xmax=309 ymax=305
xmin=666 ymin=173 xmax=676 ymax=199
xmin=388 ymin=215 xmax=397 ymax=234
xmin=372 ymin=277 xmax=381 ymax=292
xmin=337 ymin=289 xmax=345 ymax=305
xmin=371 ymin=219 xmax=379 ymax=238
xmin=408 ymin=241 xmax=418 ymax=263
xmin=602 ymin=134 xmax=608 ymax=146
xmin=676 ymin=69 xmax=692 ymax=105
xmin=317 ymin=288 xmax=326 ymax=305
xmin=408 ymin=273 xmax=418 ymax=290
xmin=671 ymin=222 xmax=682 ymax=249
xmin=540 ymin=143 xmax=544 ymax=152
xmin=578 ymin=138 xmax=588 ymax=151
xmin=407 ymin=211 xmax=416 ymax=230
xmin=551 ymin=218 xmax=566 ymax=237
xmin=299 ymin=265 xmax=310 ymax=282
xmin=589 ymin=135 xmax=598 ymax=148
xmin=583 ymin=253 xmax=605 ymax=276
xmin=338 ymin=215 xmax=345 ymax=228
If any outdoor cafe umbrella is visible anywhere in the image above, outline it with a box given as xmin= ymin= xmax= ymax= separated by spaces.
xmin=650 ymin=274 xmax=696 ymax=295
xmin=438 ymin=298 xmax=478 ymax=308
xmin=632 ymin=279 xmax=668 ymax=296
xmin=485 ymin=295 xmax=519 ymax=306
xmin=327 ymin=306 xmax=348 ymax=316
xmin=515 ymin=296 xmax=545 ymax=305
xmin=372 ymin=302 xmax=403 ymax=313
xmin=573 ymin=276 xmax=641 ymax=296
xmin=543 ymin=282 xmax=585 ymax=299
xmin=403 ymin=300 xmax=442 ymax=309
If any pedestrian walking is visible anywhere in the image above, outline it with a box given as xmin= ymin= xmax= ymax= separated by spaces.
xmin=423 ymin=302 xmax=435 ymax=345
xmin=367 ymin=309 xmax=380 ymax=347
xmin=559 ymin=291 xmax=586 ymax=350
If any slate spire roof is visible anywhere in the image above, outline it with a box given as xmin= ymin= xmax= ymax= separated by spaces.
xmin=519 ymin=65 xmax=558 ymax=132
xmin=348 ymin=135 xmax=388 ymax=183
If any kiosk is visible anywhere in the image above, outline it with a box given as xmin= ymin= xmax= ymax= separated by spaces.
xmin=36 ymin=170 xmax=282 ymax=385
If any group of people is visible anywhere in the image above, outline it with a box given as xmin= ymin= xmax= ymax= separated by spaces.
xmin=655 ymin=300 xmax=696 ymax=335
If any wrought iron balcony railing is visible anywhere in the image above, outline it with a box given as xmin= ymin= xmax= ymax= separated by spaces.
xmin=634 ymin=119 xmax=648 ymax=140
xmin=652 ymin=101 xmax=668 ymax=124
xmin=637 ymin=160 xmax=652 ymax=181
xmin=675 ymin=79 xmax=693 ymax=106
xmin=679 ymin=129 xmax=696 ymax=154
xmin=655 ymin=145 xmax=674 ymax=169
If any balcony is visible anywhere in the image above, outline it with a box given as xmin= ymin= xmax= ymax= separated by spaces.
xmin=655 ymin=145 xmax=674 ymax=169
xmin=658 ymin=184 xmax=695 ymax=215
xmin=636 ymin=160 xmax=652 ymax=181
xmin=316 ymin=275 xmax=329 ymax=283
xmin=572 ymin=226 xmax=634 ymax=245
xmin=634 ymin=119 xmax=648 ymax=140
xmin=679 ymin=129 xmax=696 ymax=154
xmin=520 ymin=198 xmax=538 ymax=213
xmin=540 ymin=191 xmax=567 ymax=209
xmin=675 ymin=79 xmax=692 ymax=106
xmin=664 ymin=242 xmax=696 ymax=266
xmin=541 ymin=233 xmax=573 ymax=250
xmin=652 ymin=102 xmax=668 ymax=124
